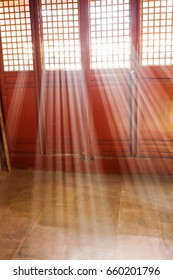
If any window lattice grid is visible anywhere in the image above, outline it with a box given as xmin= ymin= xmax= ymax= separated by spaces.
xmin=0 ymin=0 xmax=33 ymax=71
xmin=90 ymin=0 xmax=130 ymax=69
xmin=41 ymin=0 xmax=81 ymax=70
xmin=141 ymin=0 xmax=173 ymax=66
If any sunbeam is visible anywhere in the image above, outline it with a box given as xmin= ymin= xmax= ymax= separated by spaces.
xmin=0 ymin=0 xmax=173 ymax=262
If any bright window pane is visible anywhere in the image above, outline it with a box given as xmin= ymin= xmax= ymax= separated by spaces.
xmin=41 ymin=0 xmax=81 ymax=70
xmin=141 ymin=0 xmax=173 ymax=66
xmin=0 ymin=0 xmax=34 ymax=71
xmin=90 ymin=0 xmax=130 ymax=69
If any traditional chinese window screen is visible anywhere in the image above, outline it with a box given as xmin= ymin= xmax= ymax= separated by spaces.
xmin=141 ymin=0 xmax=173 ymax=65
xmin=90 ymin=0 xmax=130 ymax=69
xmin=41 ymin=0 xmax=81 ymax=70
xmin=0 ymin=0 xmax=33 ymax=71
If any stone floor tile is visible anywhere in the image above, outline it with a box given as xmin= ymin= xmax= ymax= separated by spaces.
xmin=67 ymin=231 xmax=116 ymax=260
xmin=0 ymin=209 xmax=37 ymax=240
xmin=117 ymin=234 xmax=166 ymax=260
xmin=118 ymin=208 xmax=162 ymax=237
xmin=0 ymin=238 xmax=20 ymax=260
xmin=15 ymin=225 xmax=73 ymax=260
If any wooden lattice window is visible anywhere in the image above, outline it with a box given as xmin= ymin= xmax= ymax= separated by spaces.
xmin=141 ymin=0 xmax=173 ymax=65
xmin=41 ymin=0 xmax=81 ymax=70
xmin=0 ymin=0 xmax=33 ymax=71
xmin=90 ymin=0 xmax=130 ymax=69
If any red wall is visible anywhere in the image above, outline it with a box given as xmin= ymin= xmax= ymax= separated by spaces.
xmin=1 ymin=67 xmax=173 ymax=174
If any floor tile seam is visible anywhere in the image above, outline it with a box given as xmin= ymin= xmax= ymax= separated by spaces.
xmin=12 ymin=209 xmax=46 ymax=259
xmin=0 ymin=202 xmax=18 ymax=219
xmin=117 ymin=229 xmax=163 ymax=238
xmin=2 ymin=196 xmax=27 ymax=214
xmin=2 ymin=188 xmax=32 ymax=210
xmin=0 ymin=196 xmax=51 ymax=219
xmin=112 ymin=232 xmax=167 ymax=260
xmin=159 ymin=222 xmax=171 ymax=261
xmin=9 ymin=196 xmax=53 ymax=213
xmin=117 ymin=206 xmax=163 ymax=237
xmin=117 ymin=211 xmax=162 ymax=235
xmin=116 ymin=232 xmax=164 ymax=238
xmin=160 ymin=222 xmax=173 ymax=260
xmin=12 ymin=236 xmax=30 ymax=260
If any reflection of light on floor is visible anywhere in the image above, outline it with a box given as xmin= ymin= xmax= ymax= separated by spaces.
xmin=1 ymin=170 xmax=173 ymax=259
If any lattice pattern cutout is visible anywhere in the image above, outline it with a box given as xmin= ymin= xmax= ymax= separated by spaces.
xmin=41 ymin=0 xmax=81 ymax=70
xmin=141 ymin=0 xmax=173 ymax=65
xmin=90 ymin=0 xmax=130 ymax=69
xmin=0 ymin=0 xmax=33 ymax=71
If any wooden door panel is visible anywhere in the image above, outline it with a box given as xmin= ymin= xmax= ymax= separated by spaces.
xmin=91 ymin=79 xmax=131 ymax=157
xmin=138 ymin=79 xmax=173 ymax=157
xmin=45 ymin=82 xmax=83 ymax=154
xmin=4 ymin=86 xmax=39 ymax=153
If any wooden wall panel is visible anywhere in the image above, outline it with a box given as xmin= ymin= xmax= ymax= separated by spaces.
xmin=45 ymin=73 xmax=83 ymax=155
xmin=91 ymin=73 xmax=131 ymax=157
xmin=138 ymin=78 xmax=173 ymax=157
xmin=1 ymin=73 xmax=39 ymax=153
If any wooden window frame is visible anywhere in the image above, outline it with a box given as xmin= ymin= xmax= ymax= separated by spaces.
xmin=0 ymin=0 xmax=34 ymax=72
xmin=0 ymin=0 xmax=172 ymax=75
xmin=140 ymin=0 xmax=173 ymax=67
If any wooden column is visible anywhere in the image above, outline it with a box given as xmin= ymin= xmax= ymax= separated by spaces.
xmin=79 ymin=0 xmax=94 ymax=160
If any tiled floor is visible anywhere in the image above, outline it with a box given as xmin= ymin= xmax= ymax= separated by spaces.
xmin=0 ymin=170 xmax=173 ymax=259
